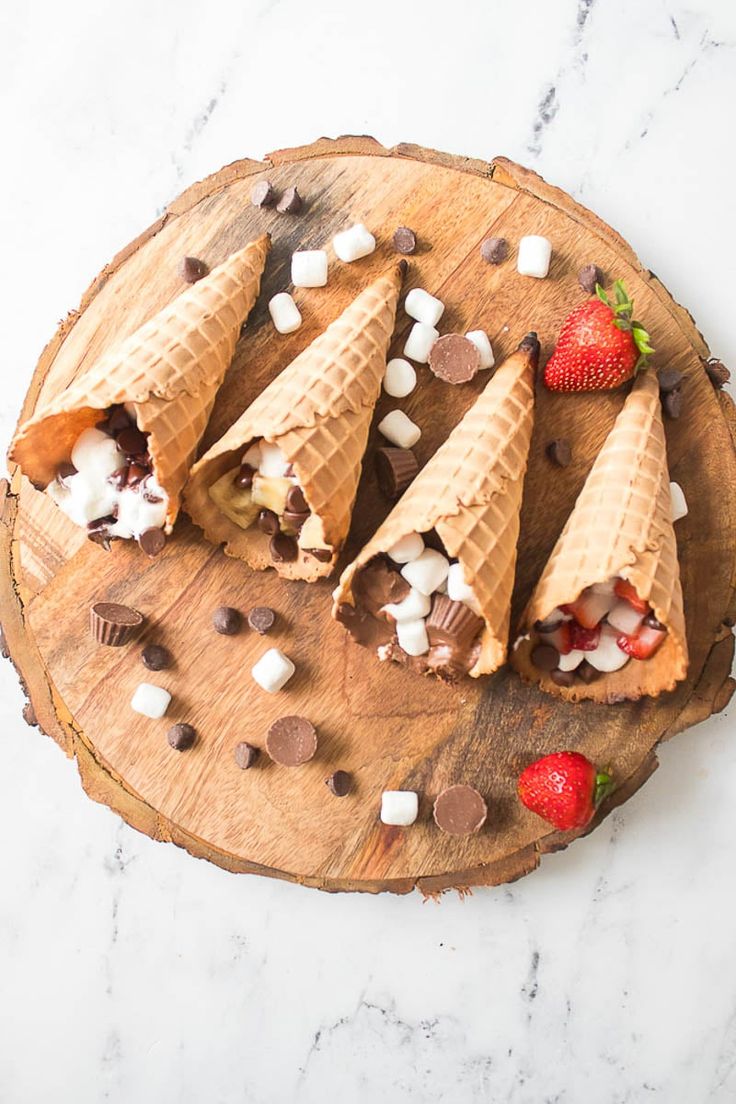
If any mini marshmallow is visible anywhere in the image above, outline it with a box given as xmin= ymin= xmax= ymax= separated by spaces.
xmin=333 ymin=223 xmax=376 ymax=263
xmin=113 ymin=485 xmax=167 ymax=539
xmin=388 ymin=532 xmax=424 ymax=564
xmin=446 ymin=562 xmax=482 ymax=616
xmin=465 ymin=330 xmax=495 ymax=370
xmin=269 ymin=292 xmax=302 ymax=334
xmin=259 ymin=441 xmax=291 ymax=478
xmin=64 ymin=475 xmax=119 ymax=526
xmin=670 ymin=481 xmax=688 ymax=522
xmin=383 ymin=358 xmax=417 ymax=399
xmin=586 ymin=625 xmax=630 ymax=673
xmin=251 ymin=648 xmax=296 ymax=693
xmin=401 ymin=548 xmax=450 ymax=595
xmin=380 ymin=790 xmax=419 ymax=826
xmin=291 ymin=250 xmax=328 ymax=288
xmin=377 ymin=409 xmax=421 ymax=449
xmin=396 ymin=618 xmax=430 ymax=656
xmin=405 ymin=288 xmax=444 ymax=327
xmin=71 ymin=428 xmax=125 ymax=479
xmin=558 ymin=649 xmax=585 ymax=672
xmin=517 ymin=235 xmax=553 ymax=279
xmin=403 ymin=322 xmax=439 ymax=364
xmin=382 ymin=587 xmax=431 ymax=623
xmin=131 ymin=682 xmax=171 ymax=719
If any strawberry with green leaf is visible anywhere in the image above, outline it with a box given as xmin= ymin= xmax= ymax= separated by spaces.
xmin=518 ymin=750 xmax=614 ymax=831
xmin=544 ymin=279 xmax=654 ymax=392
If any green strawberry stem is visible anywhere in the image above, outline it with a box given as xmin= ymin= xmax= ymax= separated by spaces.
xmin=594 ymin=770 xmax=615 ymax=807
xmin=596 ymin=279 xmax=654 ymax=369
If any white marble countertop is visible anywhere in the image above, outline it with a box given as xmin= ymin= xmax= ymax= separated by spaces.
xmin=1 ymin=2 xmax=735 ymax=1101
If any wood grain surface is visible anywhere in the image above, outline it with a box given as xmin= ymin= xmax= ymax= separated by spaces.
xmin=2 ymin=136 xmax=735 ymax=894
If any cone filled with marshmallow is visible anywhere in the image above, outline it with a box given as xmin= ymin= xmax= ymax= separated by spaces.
xmin=331 ymin=334 xmax=538 ymax=679
xmin=184 ymin=262 xmax=404 ymax=580
xmin=10 ymin=236 xmax=270 ymax=550
xmin=512 ymin=369 xmax=688 ymax=702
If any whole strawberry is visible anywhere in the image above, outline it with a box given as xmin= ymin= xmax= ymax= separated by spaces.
xmin=544 ymin=280 xmax=653 ymax=392
xmin=517 ymin=751 xmax=613 ymax=830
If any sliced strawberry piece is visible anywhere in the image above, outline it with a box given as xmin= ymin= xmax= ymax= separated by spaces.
xmin=569 ymin=621 xmax=601 ymax=652
xmin=563 ymin=587 xmax=615 ymax=629
xmin=548 ymin=621 xmax=572 ymax=655
xmin=613 ymin=577 xmax=649 ymax=614
xmin=617 ymin=620 xmax=667 ymax=660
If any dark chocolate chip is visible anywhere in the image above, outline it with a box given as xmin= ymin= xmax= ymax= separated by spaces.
xmin=545 ymin=438 xmax=572 ymax=468
xmin=107 ymin=466 xmax=129 ymax=490
xmin=663 ymin=388 xmax=682 ymax=419
xmin=250 ymin=179 xmax=275 ymax=207
xmin=534 ymin=617 xmax=562 ymax=633
xmin=285 ymin=484 xmax=308 ymax=514
xmin=117 ymin=426 xmax=148 ymax=456
xmin=234 ymin=463 xmax=256 ymax=490
xmin=276 ymin=186 xmax=302 ymax=214
xmin=305 ymin=548 xmax=332 ymax=563
xmin=167 ymin=723 xmax=196 ymax=751
xmin=433 ymin=784 xmax=487 ymax=835
xmin=577 ymin=263 xmax=604 ymax=295
xmin=480 ymin=237 xmax=508 ymax=265
xmin=531 ymin=644 xmax=559 ymax=672
xmin=88 ymin=530 xmax=114 ymax=551
xmin=107 ymin=406 xmax=132 ymax=434
xmin=234 ymin=741 xmax=259 ymax=769
xmin=428 ymin=333 xmax=481 ymax=384
xmin=550 ymin=668 xmax=576 ymax=687
xmin=57 ymin=462 xmax=77 ymax=484
xmin=180 ymin=256 xmax=209 ymax=283
xmin=213 ymin=606 xmax=242 ymax=635
xmin=705 ymin=358 xmax=730 ymax=389
xmin=266 ymin=715 xmax=317 ymax=766
xmin=326 ymin=770 xmax=352 ymax=797
xmin=138 ymin=527 xmax=166 ymax=557
xmin=577 ymin=659 xmax=602 ymax=684
xmin=282 ymin=509 xmax=309 ymax=533
xmin=393 ymin=226 xmax=417 ymax=255
xmin=375 ymin=447 xmax=419 ymax=499
xmin=127 ymin=463 xmax=149 ymax=487
xmin=658 ymin=367 xmax=683 ymax=394
xmin=257 ymin=509 xmax=280 ymax=536
xmin=643 ymin=612 xmax=666 ymax=631
xmin=141 ymin=643 xmax=172 ymax=671
xmin=270 ymin=533 xmax=298 ymax=563
xmin=247 ymin=606 xmax=276 ymax=634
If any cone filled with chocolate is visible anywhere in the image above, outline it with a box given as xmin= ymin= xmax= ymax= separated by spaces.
xmin=10 ymin=236 xmax=270 ymax=547
xmin=331 ymin=334 xmax=539 ymax=679
xmin=512 ymin=369 xmax=688 ymax=702
xmin=184 ymin=263 xmax=404 ymax=581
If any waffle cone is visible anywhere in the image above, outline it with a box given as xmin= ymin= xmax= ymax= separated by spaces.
xmin=332 ymin=335 xmax=539 ymax=676
xmin=184 ymin=263 xmax=404 ymax=581
xmin=512 ymin=369 xmax=688 ymax=702
xmin=10 ymin=235 xmax=270 ymax=530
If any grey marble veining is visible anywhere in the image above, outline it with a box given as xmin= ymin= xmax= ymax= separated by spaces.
xmin=1 ymin=1 xmax=735 ymax=1101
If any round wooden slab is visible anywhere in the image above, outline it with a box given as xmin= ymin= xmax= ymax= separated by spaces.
xmin=2 ymin=137 xmax=735 ymax=895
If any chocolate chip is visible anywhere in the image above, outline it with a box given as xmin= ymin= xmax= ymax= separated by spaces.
xmin=531 ymin=644 xmax=559 ymax=672
xmin=270 ymin=533 xmax=298 ymax=563
xmin=663 ymin=388 xmax=682 ymax=420
xmin=305 ymin=548 xmax=332 ymax=563
xmin=168 ymin=723 xmax=196 ymax=751
xmin=180 ymin=256 xmax=209 ymax=283
xmin=433 ymin=784 xmax=487 ymax=835
xmin=213 ymin=606 xmax=241 ymax=635
xmin=276 ymin=186 xmax=302 ymax=214
xmin=106 ymin=405 xmax=133 ymax=435
xmin=88 ymin=530 xmax=114 ymax=552
xmin=534 ymin=616 xmax=563 ymax=633
xmin=705 ymin=358 xmax=730 ymax=389
xmin=577 ymin=660 xmax=602 ymax=684
xmin=393 ymin=226 xmax=417 ymax=255
xmin=127 ymin=463 xmax=149 ymax=487
xmin=326 ymin=770 xmax=352 ymax=797
xmin=250 ymin=179 xmax=275 ymax=207
xmin=545 ymin=438 xmax=572 ymax=468
xmin=117 ymin=426 xmax=148 ymax=456
xmin=138 ymin=527 xmax=166 ymax=557
xmin=658 ymin=367 xmax=683 ymax=394
xmin=375 ymin=447 xmax=418 ymax=500
xmin=141 ymin=643 xmax=172 ymax=671
xmin=577 ymin=263 xmax=604 ymax=295
xmin=107 ymin=466 xmax=129 ymax=490
xmin=428 ymin=333 xmax=481 ymax=384
xmin=285 ymin=484 xmax=308 ymax=514
xmin=480 ymin=237 xmax=508 ymax=265
xmin=234 ymin=463 xmax=255 ymax=490
xmin=266 ymin=715 xmax=317 ymax=766
xmin=234 ymin=741 xmax=259 ymax=769
xmin=643 ymin=612 xmax=666 ymax=631
xmin=550 ymin=668 xmax=576 ymax=687
xmin=282 ymin=510 xmax=309 ymax=533
xmin=57 ymin=462 xmax=77 ymax=484
xmin=257 ymin=509 xmax=279 ymax=536
xmin=247 ymin=606 xmax=276 ymax=634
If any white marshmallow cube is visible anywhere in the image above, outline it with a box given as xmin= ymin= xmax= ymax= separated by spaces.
xmin=465 ymin=330 xmax=495 ymax=370
xmin=131 ymin=683 xmax=171 ymax=719
xmin=71 ymin=428 xmax=125 ymax=480
xmin=387 ymin=532 xmax=424 ymax=564
xmin=269 ymin=292 xmax=302 ymax=334
xmin=401 ymin=548 xmax=450 ymax=595
xmin=517 ymin=235 xmax=553 ymax=279
xmin=291 ymin=250 xmax=328 ymax=288
xmin=670 ymin=481 xmax=688 ymax=522
xmin=397 ymin=618 xmax=430 ymax=656
xmin=586 ymin=626 xmax=630 ymax=673
xmin=382 ymin=587 xmax=431 ymax=623
xmin=380 ymin=790 xmax=419 ymax=826
xmin=259 ymin=441 xmax=291 ymax=478
xmin=403 ymin=322 xmax=439 ymax=364
xmin=251 ymin=648 xmax=296 ymax=693
xmin=405 ymin=288 xmax=445 ymax=327
xmin=446 ymin=562 xmax=482 ymax=616
xmin=333 ymin=223 xmax=376 ymax=263
xmin=383 ymin=358 xmax=417 ymax=399
xmin=558 ymin=649 xmax=585 ymax=672
xmin=377 ymin=409 xmax=421 ymax=449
